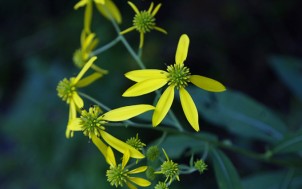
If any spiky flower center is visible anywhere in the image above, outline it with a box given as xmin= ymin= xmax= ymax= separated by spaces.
xmin=126 ymin=134 xmax=146 ymax=151
xmin=133 ymin=11 xmax=156 ymax=33
xmin=194 ymin=160 xmax=208 ymax=174
xmin=160 ymin=160 xmax=179 ymax=182
xmin=154 ymin=181 xmax=169 ymax=189
xmin=106 ymin=164 xmax=128 ymax=187
xmin=56 ymin=78 xmax=76 ymax=103
xmin=167 ymin=63 xmax=191 ymax=89
xmin=80 ymin=105 xmax=106 ymax=138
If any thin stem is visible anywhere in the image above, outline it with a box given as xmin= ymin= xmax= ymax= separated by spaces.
xmin=78 ymin=92 xmax=111 ymax=112
xmin=90 ymin=35 xmax=121 ymax=57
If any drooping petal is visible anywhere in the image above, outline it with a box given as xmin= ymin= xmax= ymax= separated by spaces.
xmin=122 ymin=149 xmax=130 ymax=169
xmin=74 ymin=0 xmax=88 ymax=9
xmin=128 ymin=166 xmax=148 ymax=174
xmin=179 ymin=88 xmax=199 ymax=131
xmin=106 ymin=146 xmax=117 ymax=167
xmin=127 ymin=1 xmax=140 ymax=14
xmin=190 ymin=75 xmax=226 ymax=92
xmin=123 ymin=78 xmax=168 ymax=97
xmin=82 ymin=33 xmax=96 ymax=52
xmin=95 ymin=0 xmax=122 ymax=24
xmin=125 ymin=69 xmax=167 ymax=82
xmin=74 ymin=56 xmax=97 ymax=84
xmin=76 ymin=72 xmax=102 ymax=88
xmin=120 ymin=26 xmax=136 ymax=35
xmin=68 ymin=118 xmax=83 ymax=131
xmin=92 ymin=134 xmax=108 ymax=158
xmin=94 ymin=0 xmax=105 ymax=4
xmin=72 ymin=92 xmax=84 ymax=108
xmin=84 ymin=0 xmax=93 ymax=33
xmin=69 ymin=101 xmax=77 ymax=120
xmin=102 ymin=104 xmax=155 ymax=121
xmin=127 ymin=177 xmax=151 ymax=187
xmin=100 ymin=131 xmax=145 ymax=159
xmin=175 ymin=34 xmax=190 ymax=65
xmin=152 ymin=86 xmax=175 ymax=126
xmin=151 ymin=3 xmax=162 ymax=16
xmin=154 ymin=26 xmax=167 ymax=34
xmin=126 ymin=182 xmax=137 ymax=189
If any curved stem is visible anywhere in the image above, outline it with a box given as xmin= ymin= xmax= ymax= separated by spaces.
xmin=90 ymin=35 xmax=121 ymax=57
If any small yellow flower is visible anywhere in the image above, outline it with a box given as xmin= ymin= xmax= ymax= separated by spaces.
xmin=122 ymin=34 xmax=226 ymax=131
xmin=68 ymin=104 xmax=155 ymax=159
xmin=74 ymin=0 xmax=122 ymax=33
xmin=57 ymin=56 xmax=102 ymax=138
xmin=106 ymin=147 xmax=151 ymax=189
xmin=73 ymin=31 xmax=108 ymax=74
xmin=120 ymin=1 xmax=167 ymax=48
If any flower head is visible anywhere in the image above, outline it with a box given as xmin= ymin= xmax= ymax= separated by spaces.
xmin=126 ymin=134 xmax=146 ymax=151
xmin=57 ymin=56 xmax=102 ymax=138
xmin=122 ymin=34 xmax=226 ymax=131
xmin=194 ymin=159 xmax=208 ymax=174
xmin=68 ymin=104 xmax=155 ymax=159
xmin=120 ymin=1 xmax=167 ymax=48
xmin=155 ymin=149 xmax=179 ymax=184
xmin=154 ymin=181 xmax=169 ymax=189
xmin=106 ymin=147 xmax=151 ymax=189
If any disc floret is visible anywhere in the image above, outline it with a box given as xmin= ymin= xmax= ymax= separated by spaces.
xmin=167 ymin=63 xmax=191 ymax=89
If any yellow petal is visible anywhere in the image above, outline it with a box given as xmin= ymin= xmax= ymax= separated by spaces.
xmin=126 ymin=182 xmax=137 ymax=189
xmin=175 ymin=34 xmax=190 ymax=65
xmin=84 ymin=0 xmax=93 ymax=33
xmin=128 ymin=166 xmax=148 ymax=174
xmin=179 ymin=88 xmax=199 ymax=131
xmin=190 ymin=75 xmax=226 ymax=92
xmin=74 ymin=56 xmax=97 ymax=84
xmin=152 ymin=86 xmax=175 ymax=126
xmin=76 ymin=72 xmax=102 ymax=88
xmin=106 ymin=146 xmax=116 ymax=167
xmin=154 ymin=26 xmax=167 ymax=34
xmin=147 ymin=2 xmax=154 ymax=14
xmin=151 ymin=3 xmax=161 ymax=16
xmin=92 ymin=134 xmax=108 ymax=158
xmin=72 ymin=92 xmax=84 ymax=109
xmin=127 ymin=177 xmax=151 ymax=187
xmin=100 ymin=131 xmax=145 ymax=159
xmin=120 ymin=26 xmax=136 ymax=35
xmin=123 ymin=78 xmax=168 ymax=97
xmin=95 ymin=0 xmax=122 ymax=24
xmin=69 ymin=101 xmax=77 ymax=120
xmin=74 ymin=0 xmax=88 ymax=9
xmin=125 ymin=69 xmax=167 ymax=82
xmin=122 ymin=149 xmax=130 ymax=169
xmin=82 ymin=33 xmax=96 ymax=52
xmin=102 ymin=104 xmax=155 ymax=121
xmin=68 ymin=118 xmax=82 ymax=131
xmin=127 ymin=1 xmax=139 ymax=14
xmin=94 ymin=0 xmax=105 ymax=4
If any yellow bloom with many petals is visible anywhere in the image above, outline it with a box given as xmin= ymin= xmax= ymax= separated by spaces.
xmin=120 ymin=1 xmax=167 ymax=48
xmin=74 ymin=0 xmax=122 ymax=33
xmin=123 ymin=34 xmax=226 ymax=131
xmin=57 ymin=56 xmax=102 ymax=138
xmin=68 ymin=104 xmax=155 ymax=159
xmin=106 ymin=147 xmax=151 ymax=188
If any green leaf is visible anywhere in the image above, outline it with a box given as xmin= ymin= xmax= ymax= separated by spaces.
xmin=161 ymin=133 xmax=217 ymax=159
xmin=269 ymin=56 xmax=302 ymax=101
xmin=210 ymin=148 xmax=243 ymax=189
xmin=188 ymin=88 xmax=287 ymax=143
xmin=272 ymin=130 xmax=302 ymax=154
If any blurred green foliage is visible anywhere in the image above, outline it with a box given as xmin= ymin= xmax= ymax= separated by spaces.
xmin=1 ymin=0 xmax=302 ymax=189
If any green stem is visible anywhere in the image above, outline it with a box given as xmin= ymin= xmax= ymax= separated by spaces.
xmin=90 ymin=35 xmax=121 ymax=57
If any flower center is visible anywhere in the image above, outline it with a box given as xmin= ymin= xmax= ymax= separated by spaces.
xmin=106 ymin=164 xmax=128 ymax=187
xmin=167 ymin=63 xmax=191 ymax=89
xmin=56 ymin=78 xmax=76 ymax=104
xmin=80 ymin=105 xmax=106 ymax=138
xmin=160 ymin=160 xmax=179 ymax=183
xmin=133 ymin=11 xmax=156 ymax=33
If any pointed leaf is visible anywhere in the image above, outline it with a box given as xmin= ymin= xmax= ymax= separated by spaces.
xmin=211 ymin=148 xmax=243 ymax=189
xmin=272 ymin=130 xmax=302 ymax=154
xmin=102 ymin=104 xmax=155 ymax=121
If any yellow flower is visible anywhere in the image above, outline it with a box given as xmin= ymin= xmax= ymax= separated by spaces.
xmin=74 ymin=0 xmax=121 ymax=33
xmin=57 ymin=56 xmax=102 ymax=138
xmin=73 ymin=31 xmax=108 ymax=74
xmin=122 ymin=34 xmax=226 ymax=131
xmin=120 ymin=1 xmax=167 ymax=48
xmin=106 ymin=147 xmax=151 ymax=189
xmin=68 ymin=104 xmax=155 ymax=159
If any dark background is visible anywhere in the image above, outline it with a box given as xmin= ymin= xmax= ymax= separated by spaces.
xmin=1 ymin=0 xmax=302 ymax=188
